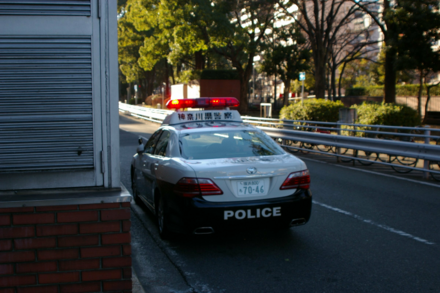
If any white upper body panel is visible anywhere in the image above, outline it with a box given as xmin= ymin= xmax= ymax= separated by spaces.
xmin=134 ymin=106 xmax=309 ymax=203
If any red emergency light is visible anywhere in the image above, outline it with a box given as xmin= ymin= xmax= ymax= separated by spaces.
xmin=166 ymin=97 xmax=239 ymax=110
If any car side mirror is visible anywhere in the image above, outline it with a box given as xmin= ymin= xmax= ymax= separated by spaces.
xmin=136 ymin=144 xmax=145 ymax=154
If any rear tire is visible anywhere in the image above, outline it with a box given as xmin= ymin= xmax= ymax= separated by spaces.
xmin=155 ymin=192 xmax=174 ymax=240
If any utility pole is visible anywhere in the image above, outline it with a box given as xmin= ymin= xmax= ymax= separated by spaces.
xmin=274 ymin=72 xmax=277 ymax=111
xmin=162 ymin=83 xmax=165 ymax=109
xmin=253 ymin=63 xmax=256 ymax=101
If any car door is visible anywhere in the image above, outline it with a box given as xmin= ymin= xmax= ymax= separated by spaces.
xmin=136 ymin=129 xmax=162 ymax=204
xmin=142 ymin=130 xmax=171 ymax=205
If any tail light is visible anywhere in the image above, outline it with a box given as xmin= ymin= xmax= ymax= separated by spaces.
xmin=174 ymin=178 xmax=223 ymax=198
xmin=280 ymin=170 xmax=310 ymax=190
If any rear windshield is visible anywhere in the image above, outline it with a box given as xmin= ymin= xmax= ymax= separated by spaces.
xmin=179 ymin=130 xmax=284 ymax=159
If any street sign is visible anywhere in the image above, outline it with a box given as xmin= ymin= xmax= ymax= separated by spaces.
xmin=134 ymin=85 xmax=138 ymax=92
xmin=299 ymin=72 xmax=306 ymax=81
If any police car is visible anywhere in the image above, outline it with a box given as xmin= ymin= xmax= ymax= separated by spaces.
xmin=131 ymin=97 xmax=312 ymax=239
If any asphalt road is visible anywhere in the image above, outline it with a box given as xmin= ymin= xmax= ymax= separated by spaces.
xmin=119 ymin=113 xmax=440 ymax=293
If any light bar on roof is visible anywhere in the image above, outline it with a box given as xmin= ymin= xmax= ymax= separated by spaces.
xmin=166 ymin=97 xmax=239 ymax=110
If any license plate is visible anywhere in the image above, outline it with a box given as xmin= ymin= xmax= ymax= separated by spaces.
xmin=237 ymin=179 xmax=267 ymax=196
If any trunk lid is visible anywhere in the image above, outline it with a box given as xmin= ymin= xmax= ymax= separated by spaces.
xmin=183 ymin=154 xmax=307 ymax=202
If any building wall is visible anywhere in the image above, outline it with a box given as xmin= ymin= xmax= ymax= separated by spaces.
xmin=0 ymin=0 xmax=120 ymax=190
xmin=199 ymin=80 xmax=240 ymax=100
xmin=0 ymin=202 xmax=132 ymax=293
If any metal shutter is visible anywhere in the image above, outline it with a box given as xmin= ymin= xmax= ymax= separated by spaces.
xmin=0 ymin=0 xmax=91 ymax=16
xmin=0 ymin=36 xmax=94 ymax=172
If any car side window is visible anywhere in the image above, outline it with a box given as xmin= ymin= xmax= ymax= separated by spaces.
xmin=154 ymin=131 xmax=170 ymax=157
xmin=144 ymin=130 xmax=162 ymax=154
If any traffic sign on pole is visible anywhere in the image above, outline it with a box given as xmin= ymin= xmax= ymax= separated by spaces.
xmin=300 ymin=72 xmax=305 ymax=106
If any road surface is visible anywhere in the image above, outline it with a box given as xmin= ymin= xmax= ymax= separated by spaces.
xmin=120 ymin=113 xmax=440 ymax=293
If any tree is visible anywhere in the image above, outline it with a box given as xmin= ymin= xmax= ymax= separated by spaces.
xmin=350 ymin=0 xmax=402 ymax=103
xmin=326 ymin=16 xmax=379 ymax=99
xmin=259 ymin=23 xmax=311 ymax=106
xmin=338 ymin=58 xmax=375 ymax=89
xmin=118 ymin=4 xmax=158 ymax=101
xmin=278 ymin=0 xmax=361 ymax=100
xmin=200 ymin=0 xmax=278 ymax=112
xmin=120 ymin=0 xmax=240 ymax=101
xmin=369 ymin=46 xmax=413 ymax=86
xmin=394 ymin=0 xmax=440 ymax=117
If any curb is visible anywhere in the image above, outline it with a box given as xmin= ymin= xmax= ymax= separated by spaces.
xmin=132 ymin=268 xmax=146 ymax=293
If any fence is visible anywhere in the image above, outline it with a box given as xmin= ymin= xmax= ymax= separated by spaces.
xmin=119 ymin=103 xmax=440 ymax=180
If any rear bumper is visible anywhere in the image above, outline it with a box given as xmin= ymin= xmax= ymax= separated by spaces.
xmin=165 ymin=188 xmax=312 ymax=234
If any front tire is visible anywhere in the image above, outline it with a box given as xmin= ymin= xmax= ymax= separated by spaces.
xmin=131 ymin=169 xmax=142 ymax=205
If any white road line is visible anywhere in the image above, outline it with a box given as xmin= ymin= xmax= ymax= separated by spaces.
xmin=312 ymin=200 xmax=436 ymax=246
xmin=301 ymin=157 xmax=440 ymax=189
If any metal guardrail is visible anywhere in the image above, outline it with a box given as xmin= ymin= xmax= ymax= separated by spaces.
xmin=119 ymin=103 xmax=440 ymax=180
xmin=119 ymin=103 xmax=173 ymax=123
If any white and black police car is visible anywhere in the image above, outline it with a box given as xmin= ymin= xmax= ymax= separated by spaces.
xmin=131 ymin=97 xmax=312 ymax=239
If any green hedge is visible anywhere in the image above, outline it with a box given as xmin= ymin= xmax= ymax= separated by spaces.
xmin=200 ymin=69 xmax=239 ymax=80
xmin=280 ymin=99 xmax=345 ymax=122
xmin=352 ymin=102 xmax=421 ymax=126
xmin=346 ymin=86 xmax=383 ymax=96
xmin=280 ymin=100 xmax=421 ymax=127
xmin=346 ymin=84 xmax=440 ymax=97
xmin=346 ymin=87 xmax=366 ymax=96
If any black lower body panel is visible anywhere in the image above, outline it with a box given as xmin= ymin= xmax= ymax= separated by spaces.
xmin=158 ymin=181 xmax=312 ymax=234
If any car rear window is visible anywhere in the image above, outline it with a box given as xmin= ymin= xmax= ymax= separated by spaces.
xmin=179 ymin=130 xmax=283 ymax=159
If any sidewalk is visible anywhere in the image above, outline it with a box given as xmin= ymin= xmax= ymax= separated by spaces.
xmin=133 ymin=270 xmax=146 ymax=293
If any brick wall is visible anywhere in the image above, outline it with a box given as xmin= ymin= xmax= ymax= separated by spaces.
xmin=0 ymin=202 xmax=132 ymax=293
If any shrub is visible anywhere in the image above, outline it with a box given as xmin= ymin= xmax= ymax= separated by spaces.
xmin=345 ymin=84 xmax=440 ymax=97
xmin=367 ymin=86 xmax=385 ymax=97
xmin=351 ymin=102 xmax=421 ymax=127
xmin=280 ymin=99 xmax=345 ymax=122
xmin=346 ymin=87 xmax=366 ymax=96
